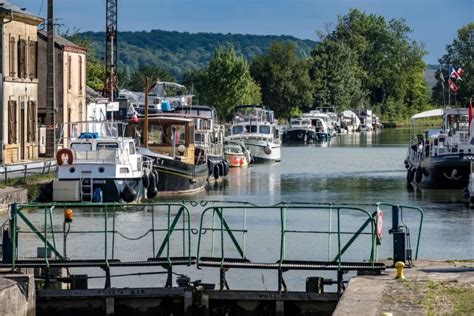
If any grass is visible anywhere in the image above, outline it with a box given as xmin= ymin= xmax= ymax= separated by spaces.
xmin=423 ymin=281 xmax=474 ymax=315
xmin=0 ymin=172 xmax=55 ymax=201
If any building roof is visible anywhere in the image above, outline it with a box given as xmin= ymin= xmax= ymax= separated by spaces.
xmin=38 ymin=30 xmax=87 ymax=53
xmin=0 ymin=1 xmax=43 ymax=24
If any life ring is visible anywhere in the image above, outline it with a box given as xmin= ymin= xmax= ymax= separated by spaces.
xmin=56 ymin=149 xmax=73 ymax=165
xmin=376 ymin=209 xmax=383 ymax=239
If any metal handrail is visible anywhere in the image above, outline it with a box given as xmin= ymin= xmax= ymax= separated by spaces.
xmin=10 ymin=202 xmax=193 ymax=269
xmin=196 ymin=203 xmax=377 ymax=270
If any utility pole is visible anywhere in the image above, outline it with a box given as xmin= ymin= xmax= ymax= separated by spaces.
xmin=46 ymin=0 xmax=56 ymax=156
xmin=143 ymin=77 xmax=149 ymax=148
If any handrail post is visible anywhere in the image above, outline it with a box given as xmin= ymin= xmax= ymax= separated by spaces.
xmin=337 ymin=208 xmax=341 ymax=269
xmin=10 ymin=203 xmax=17 ymax=269
xmin=328 ymin=203 xmax=333 ymax=261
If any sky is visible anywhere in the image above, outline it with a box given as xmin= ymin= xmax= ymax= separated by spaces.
xmin=14 ymin=0 xmax=474 ymax=64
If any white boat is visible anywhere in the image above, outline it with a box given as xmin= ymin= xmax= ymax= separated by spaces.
xmin=226 ymin=105 xmax=281 ymax=163
xmin=302 ymin=110 xmax=333 ymax=141
xmin=405 ymin=107 xmax=474 ymax=189
xmin=339 ymin=110 xmax=361 ymax=133
xmin=224 ymin=140 xmax=252 ymax=167
xmin=51 ymin=121 xmax=153 ymax=203
xmin=355 ymin=109 xmax=374 ymax=131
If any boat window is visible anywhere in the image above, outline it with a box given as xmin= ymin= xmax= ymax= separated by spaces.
xmin=97 ymin=143 xmax=119 ymax=149
xmin=232 ymin=126 xmax=244 ymax=134
xmin=246 ymin=125 xmax=258 ymax=133
xmin=70 ymin=143 xmax=92 ymax=151
xmin=195 ymin=133 xmax=205 ymax=143
xmin=259 ymin=126 xmax=271 ymax=134
xmin=129 ymin=142 xmax=136 ymax=154
xmin=447 ymin=114 xmax=468 ymax=132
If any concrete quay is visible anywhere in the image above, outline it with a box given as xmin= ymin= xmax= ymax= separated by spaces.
xmin=0 ymin=274 xmax=35 ymax=316
xmin=334 ymin=260 xmax=474 ymax=316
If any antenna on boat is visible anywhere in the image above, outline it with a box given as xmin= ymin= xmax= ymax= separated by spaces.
xmin=143 ymin=77 xmax=149 ymax=148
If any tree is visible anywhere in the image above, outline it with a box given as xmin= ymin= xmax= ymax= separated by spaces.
xmin=250 ymin=42 xmax=313 ymax=118
xmin=310 ymin=39 xmax=367 ymax=111
xmin=312 ymin=9 xmax=429 ymax=120
xmin=432 ymin=23 xmax=474 ymax=107
xmin=126 ymin=65 xmax=175 ymax=91
xmin=200 ymin=46 xmax=261 ymax=120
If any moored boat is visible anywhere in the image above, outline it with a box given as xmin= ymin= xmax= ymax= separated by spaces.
xmin=282 ymin=117 xmax=317 ymax=143
xmin=226 ymin=105 xmax=281 ymax=163
xmin=133 ymin=116 xmax=209 ymax=195
xmin=51 ymin=121 xmax=152 ymax=203
xmin=405 ymin=107 xmax=474 ymax=189
xmin=224 ymin=140 xmax=252 ymax=167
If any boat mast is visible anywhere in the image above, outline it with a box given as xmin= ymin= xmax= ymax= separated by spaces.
xmin=143 ymin=77 xmax=149 ymax=148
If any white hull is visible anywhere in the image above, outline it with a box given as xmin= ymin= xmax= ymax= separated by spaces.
xmin=244 ymin=139 xmax=281 ymax=162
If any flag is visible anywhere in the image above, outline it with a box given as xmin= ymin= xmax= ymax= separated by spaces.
xmin=457 ymin=67 xmax=465 ymax=77
xmin=469 ymin=98 xmax=474 ymax=137
xmin=451 ymin=68 xmax=461 ymax=80
xmin=448 ymin=78 xmax=459 ymax=93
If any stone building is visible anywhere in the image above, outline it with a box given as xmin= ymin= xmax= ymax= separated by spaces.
xmin=37 ymin=31 xmax=87 ymax=156
xmin=0 ymin=3 xmax=42 ymax=164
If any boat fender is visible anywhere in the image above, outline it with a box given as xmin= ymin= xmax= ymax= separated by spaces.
xmin=240 ymin=158 xmax=244 ymax=166
xmin=231 ymin=156 xmax=239 ymax=166
xmin=153 ymin=170 xmax=160 ymax=185
xmin=213 ymin=165 xmax=220 ymax=180
xmin=223 ymin=160 xmax=229 ymax=175
xmin=218 ymin=163 xmax=224 ymax=177
xmin=56 ymin=149 xmax=74 ymax=165
xmin=142 ymin=171 xmax=150 ymax=189
xmin=121 ymin=184 xmax=136 ymax=203
xmin=264 ymin=146 xmax=272 ymax=155
xmin=422 ymin=168 xmax=429 ymax=176
xmin=470 ymin=196 xmax=474 ymax=205
xmin=147 ymin=172 xmax=158 ymax=199
xmin=406 ymin=168 xmax=415 ymax=183
xmin=93 ymin=188 xmax=103 ymax=203
xmin=415 ymin=167 xmax=423 ymax=183
xmin=464 ymin=190 xmax=470 ymax=199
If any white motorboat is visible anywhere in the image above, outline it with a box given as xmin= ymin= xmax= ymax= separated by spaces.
xmin=226 ymin=105 xmax=281 ymax=163
xmin=51 ymin=121 xmax=153 ymax=203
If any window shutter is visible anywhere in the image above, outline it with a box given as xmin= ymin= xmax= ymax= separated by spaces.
xmin=17 ymin=39 xmax=27 ymax=79
xmin=9 ymin=36 xmax=16 ymax=77
xmin=28 ymin=41 xmax=38 ymax=79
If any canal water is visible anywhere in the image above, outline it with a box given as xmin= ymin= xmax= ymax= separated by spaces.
xmin=14 ymin=128 xmax=474 ymax=290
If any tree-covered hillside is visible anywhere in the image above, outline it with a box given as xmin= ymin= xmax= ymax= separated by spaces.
xmin=77 ymin=29 xmax=316 ymax=79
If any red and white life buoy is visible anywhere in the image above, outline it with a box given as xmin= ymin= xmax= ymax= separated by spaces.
xmin=56 ymin=149 xmax=74 ymax=165
xmin=376 ymin=209 xmax=383 ymax=238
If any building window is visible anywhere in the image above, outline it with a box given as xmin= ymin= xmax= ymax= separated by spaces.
xmin=28 ymin=40 xmax=38 ymax=79
xmin=9 ymin=35 xmax=16 ymax=77
xmin=27 ymin=101 xmax=36 ymax=142
xmin=79 ymin=55 xmax=83 ymax=92
xmin=67 ymin=55 xmax=72 ymax=90
xmin=17 ymin=39 xmax=27 ymax=79
xmin=8 ymin=101 xmax=17 ymax=144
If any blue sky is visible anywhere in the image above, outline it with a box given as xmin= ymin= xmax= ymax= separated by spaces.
xmin=15 ymin=0 xmax=474 ymax=64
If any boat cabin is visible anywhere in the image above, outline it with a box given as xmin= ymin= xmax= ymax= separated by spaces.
xmin=139 ymin=117 xmax=196 ymax=165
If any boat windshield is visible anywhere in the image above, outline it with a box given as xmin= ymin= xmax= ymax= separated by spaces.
xmin=446 ymin=114 xmax=468 ymax=132
xmin=66 ymin=121 xmax=126 ymax=139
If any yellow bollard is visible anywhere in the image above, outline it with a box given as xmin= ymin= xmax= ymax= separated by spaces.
xmin=395 ymin=261 xmax=405 ymax=280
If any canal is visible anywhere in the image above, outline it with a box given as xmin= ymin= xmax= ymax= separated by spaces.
xmin=14 ymin=128 xmax=474 ymax=290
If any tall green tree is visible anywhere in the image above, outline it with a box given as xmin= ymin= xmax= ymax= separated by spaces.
xmin=250 ymin=42 xmax=313 ymax=118
xmin=310 ymin=39 xmax=367 ymax=111
xmin=313 ymin=9 xmax=429 ymax=120
xmin=432 ymin=23 xmax=474 ymax=107
xmin=200 ymin=46 xmax=261 ymax=120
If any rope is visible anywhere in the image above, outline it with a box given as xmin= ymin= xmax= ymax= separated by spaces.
xmin=115 ymin=230 xmax=151 ymax=241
